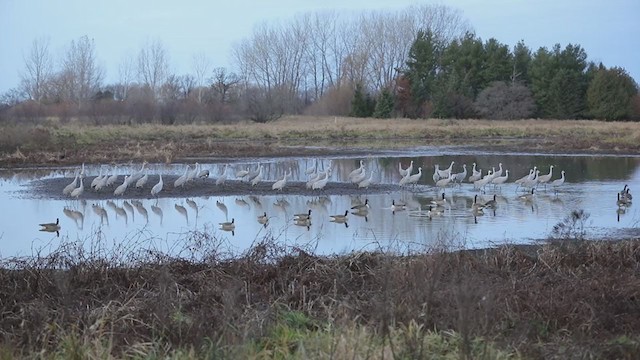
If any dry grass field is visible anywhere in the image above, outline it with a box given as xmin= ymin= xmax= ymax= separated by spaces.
xmin=2 ymin=116 xmax=640 ymax=166
xmin=2 ymin=234 xmax=640 ymax=359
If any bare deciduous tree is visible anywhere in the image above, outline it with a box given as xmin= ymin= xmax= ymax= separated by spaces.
xmin=137 ymin=40 xmax=169 ymax=98
xmin=210 ymin=67 xmax=240 ymax=104
xmin=20 ymin=37 xmax=53 ymax=103
xmin=192 ymin=52 xmax=211 ymax=104
xmin=117 ymin=53 xmax=136 ymax=100
xmin=60 ymin=36 xmax=104 ymax=107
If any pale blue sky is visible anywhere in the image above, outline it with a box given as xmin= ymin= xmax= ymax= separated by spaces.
xmin=1 ymin=0 xmax=638 ymax=94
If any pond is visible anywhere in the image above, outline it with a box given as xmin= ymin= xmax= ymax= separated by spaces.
xmin=1 ymin=148 xmax=638 ymax=259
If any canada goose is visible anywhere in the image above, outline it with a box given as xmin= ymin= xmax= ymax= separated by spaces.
xmin=174 ymin=165 xmax=190 ymax=188
xmin=391 ymin=200 xmax=406 ymax=212
xmin=272 ymin=170 xmax=290 ymax=191
xmin=70 ymin=178 xmax=84 ymax=198
xmin=330 ymin=210 xmax=349 ymax=222
xmin=358 ymin=171 xmax=374 ymax=188
xmin=113 ymin=176 xmax=130 ymax=196
xmin=63 ymin=173 xmax=79 ymax=195
xmin=399 ymin=160 xmax=414 ymax=177
xmin=620 ymin=185 xmax=632 ymax=202
xmin=617 ymin=193 xmax=630 ymax=207
xmin=483 ymin=194 xmax=497 ymax=209
xmin=351 ymin=199 xmax=370 ymax=211
xmin=431 ymin=193 xmax=447 ymax=207
xmin=294 ymin=217 xmax=312 ymax=229
xmin=151 ymin=174 xmax=163 ymax=197
xmin=257 ymin=212 xmax=269 ymax=225
xmin=294 ymin=209 xmax=312 ymax=220
xmin=135 ymin=171 xmax=148 ymax=188
xmin=216 ymin=165 xmax=228 ymax=185
xmin=519 ymin=188 xmax=535 ymax=201
xmin=251 ymin=165 xmax=264 ymax=186
xmin=408 ymin=205 xmax=433 ymax=218
xmin=90 ymin=167 xmax=104 ymax=188
xmin=219 ymin=218 xmax=235 ymax=234
xmin=471 ymin=194 xmax=486 ymax=212
xmin=39 ymin=218 xmax=61 ymax=231
xmin=219 ymin=218 xmax=235 ymax=228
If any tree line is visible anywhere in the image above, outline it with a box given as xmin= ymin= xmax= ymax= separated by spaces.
xmin=1 ymin=4 xmax=638 ymax=124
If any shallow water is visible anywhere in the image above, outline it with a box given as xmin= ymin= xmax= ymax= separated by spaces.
xmin=1 ymin=149 xmax=639 ymax=259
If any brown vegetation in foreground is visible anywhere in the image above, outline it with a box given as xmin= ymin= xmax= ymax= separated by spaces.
xmin=1 ymin=236 xmax=640 ymax=358
xmin=2 ymin=116 xmax=640 ymax=167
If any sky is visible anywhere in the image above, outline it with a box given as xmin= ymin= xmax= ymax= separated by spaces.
xmin=1 ymin=0 xmax=639 ymax=94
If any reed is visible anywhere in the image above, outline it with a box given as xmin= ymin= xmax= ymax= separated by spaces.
xmin=1 ymin=228 xmax=639 ymax=359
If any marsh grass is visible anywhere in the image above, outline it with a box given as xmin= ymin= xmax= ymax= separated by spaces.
xmin=2 ymin=116 xmax=640 ymax=166
xmin=1 ymin=228 xmax=640 ymax=359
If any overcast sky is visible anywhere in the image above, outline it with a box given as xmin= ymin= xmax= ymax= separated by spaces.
xmin=1 ymin=0 xmax=638 ymax=94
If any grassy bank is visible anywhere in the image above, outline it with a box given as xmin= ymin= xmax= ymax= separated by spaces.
xmin=2 ymin=116 xmax=640 ymax=166
xmin=2 ymin=236 xmax=640 ymax=359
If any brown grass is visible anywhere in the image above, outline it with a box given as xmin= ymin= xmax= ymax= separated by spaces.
xmin=1 ymin=233 xmax=640 ymax=358
xmin=1 ymin=116 xmax=640 ymax=166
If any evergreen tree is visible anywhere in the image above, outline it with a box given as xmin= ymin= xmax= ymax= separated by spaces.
xmin=587 ymin=67 xmax=638 ymax=120
xmin=350 ymin=84 xmax=376 ymax=117
xmin=511 ymin=40 xmax=531 ymax=84
xmin=373 ymin=88 xmax=394 ymax=118
xmin=481 ymin=38 xmax=512 ymax=87
xmin=403 ymin=30 xmax=441 ymax=118
xmin=529 ymin=43 xmax=589 ymax=118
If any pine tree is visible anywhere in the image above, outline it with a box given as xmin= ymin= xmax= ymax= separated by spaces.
xmin=373 ymin=89 xmax=394 ymax=118
xmin=587 ymin=67 xmax=638 ymax=120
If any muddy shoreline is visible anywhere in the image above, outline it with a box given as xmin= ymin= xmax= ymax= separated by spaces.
xmin=26 ymin=175 xmax=409 ymax=200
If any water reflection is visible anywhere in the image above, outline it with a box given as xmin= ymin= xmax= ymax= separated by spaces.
xmin=2 ymin=152 xmax=640 ymax=259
